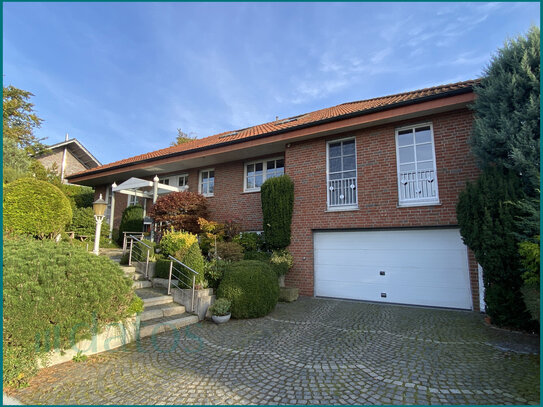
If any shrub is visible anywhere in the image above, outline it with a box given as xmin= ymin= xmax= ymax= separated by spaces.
xmin=154 ymin=259 xmax=173 ymax=279
xmin=217 ymin=260 xmax=279 ymax=319
xmin=3 ymin=177 xmax=72 ymax=239
xmin=244 ymin=250 xmax=272 ymax=263
xmin=119 ymin=252 xmax=130 ymax=265
xmin=133 ymin=239 xmax=157 ymax=262
xmin=70 ymin=207 xmax=96 ymax=236
xmin=117 ymin=205 xmax=144 ymax=245
xmin=216 ymin=241 xmax=244 ymax=262
xmin=261 ymin=175 xmax=294 ymax=250
xmin=270 ymin=249 xmax=293 ymax=277
xmin=60 ymin=184 xmax=94 ymax=209
xmin=3 ymin=236 xmax=139 ymax=387
xmin=148 ymin=191 xmax=208 ymax=234
xmin=155 ymin=243 xmax=206 ymax=288
xmin=159 ymin=230 xmax=198 ymax=258
xmin=204 ymin=259 xmax=229 ymax=289
xmin=234 ymin=232 xmax=264 ymax=252
xmin=222 ymin=219 xmax=242 ymax=241
xmin=457 ymin=166 xmax=533 ymax=329
xmin=209 ymin=298 xmax=231 ymax=316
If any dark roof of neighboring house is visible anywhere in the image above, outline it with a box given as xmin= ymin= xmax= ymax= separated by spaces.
xmin=67 ymin=79 xmax=479 ymax=179
xmin=42 ymin=138 xmax=101 ymax=169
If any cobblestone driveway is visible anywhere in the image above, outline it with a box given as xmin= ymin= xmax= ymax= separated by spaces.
xmin=11 ymin=297 xmax=540 ymax=405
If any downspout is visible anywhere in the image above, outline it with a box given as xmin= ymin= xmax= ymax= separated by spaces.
xmin=60 ymin=133 xmax=69 ymax=183
xmin=109 ymin=182 xmax=117 ymax=240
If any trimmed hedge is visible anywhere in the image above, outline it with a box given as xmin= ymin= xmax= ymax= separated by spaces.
xmin=155 ymin=243 xmax=206 ymax=288
xmin=117 ymin=205 xmax=144 ymax=245
xmin=3 ymin=177 xmax=72 ymax=239
xmin=216 ymin=241 xmax=244 ymax=262
xmin=217 ymin=260 xmax=279 ymax=319
xmin=60 ymin=184 xmax=94 ymax=209
xmin=261 ymin=175 xmax=294 ymax=250
xmin=3 ymin=236 xmax=142 ymax=387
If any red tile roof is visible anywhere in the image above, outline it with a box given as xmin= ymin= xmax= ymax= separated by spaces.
xmin=68 ymin=79 xmax=478 ymax=179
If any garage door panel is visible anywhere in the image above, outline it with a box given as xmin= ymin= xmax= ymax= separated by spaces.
xmin=314 ymin=229 xmax=472 ymax=310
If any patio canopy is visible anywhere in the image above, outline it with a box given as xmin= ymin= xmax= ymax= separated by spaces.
xmin=112 ymin=176 xmax=187 ymax=201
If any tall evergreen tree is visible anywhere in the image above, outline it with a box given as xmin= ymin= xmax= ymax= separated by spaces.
xmin=470 ymin=26 xmax=540 ymax=195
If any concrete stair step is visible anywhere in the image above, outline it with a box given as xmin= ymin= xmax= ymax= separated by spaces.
xmin=120 ymin=265 xmax=137 ymax=273
xmin=139 ymin=314 xmax=199 ymax=338
xmin=141 ymin=295 xmax=173 ymax=307
xmin=126 ymin=272 xmax=146 ymax=281
xmin=140 ymin=303 xmax=186 ymax=322
xmin=133 ymin=280 xmax=153 ymax=289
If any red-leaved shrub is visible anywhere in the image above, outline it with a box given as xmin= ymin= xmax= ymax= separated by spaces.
xmin=148 ymin=191 xmax=208 ymax=234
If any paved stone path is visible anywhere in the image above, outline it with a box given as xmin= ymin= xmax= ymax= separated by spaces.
xmin=9 ymin=298 xmax=540 ymax=405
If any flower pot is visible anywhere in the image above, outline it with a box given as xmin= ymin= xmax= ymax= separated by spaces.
xmin=212 ymin=313 xmax=231 ymax=324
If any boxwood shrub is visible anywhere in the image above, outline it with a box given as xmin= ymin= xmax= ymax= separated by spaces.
xmin=117 ymin=205 xmax=144 ymax=245
xmin=3 ymin=236 xmax=142 ymax=387
xmin=3 ymin=177 xmax=72 ymax=239
xmin=217 ymin=260 xmax=279 ymax=319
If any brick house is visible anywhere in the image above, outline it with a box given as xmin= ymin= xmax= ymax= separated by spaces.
xmin=36 ymin=135 xmax=101 ymax=183
xmin=67 ymin=80 xmax=484 ymax=312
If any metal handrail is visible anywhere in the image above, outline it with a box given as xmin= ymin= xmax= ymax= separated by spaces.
xmin=123 ymin=231 xmax=144 ymax=253
xmin=127 ymin=234 xmax=152 ymax=278
xmin=166 ymin=255 xmax=199 ymax=312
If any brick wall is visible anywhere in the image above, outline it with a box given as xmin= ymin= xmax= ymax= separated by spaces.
xmin=38 ymin=149 xmax=87 ymax=180
xmin=284 ymin=109 xmax=481 ymax=309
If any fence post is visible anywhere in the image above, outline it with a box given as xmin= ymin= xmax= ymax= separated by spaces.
xmin=168 ymin=261 xmax=173 ymax=295
xmin=123 ymin=233 xmax=127 ymax=253
xmin=128 ymin=238 xmax=133 ymax=266
xmin=145 ymin=249 xmax=150 ymax=279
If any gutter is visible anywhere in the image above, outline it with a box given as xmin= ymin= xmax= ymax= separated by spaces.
xmin=67 ymin=85 xmax=475 ymax=181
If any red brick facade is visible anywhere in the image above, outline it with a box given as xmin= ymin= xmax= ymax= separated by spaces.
xmin=95 ymin=107 xmax=481 ymax=310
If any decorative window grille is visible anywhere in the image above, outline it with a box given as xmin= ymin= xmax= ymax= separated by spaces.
xmin=327 ymin=138 xmax=357 ymax=208
xmin=396 ymin=124 xmax=439 ymax=205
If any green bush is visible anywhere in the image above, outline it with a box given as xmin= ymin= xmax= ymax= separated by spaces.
xmin=60 ymin=184 xmax=94 ymax=209
xmin=204 ymin=259 xmax=229 ymax=289
xmin=159 ymin=230 xmax=198 ymax=258
xmin=117 ymin=205 xmax=144 ymax=245
xmin=69 ymin=207 xmax=96 ymax=235
xmin=457 ymin=166 xmax=533 ymax=329
xmin=234 ymin=232 xmax=265 ymax=252
xmin=155 ymin=243 xmax=206 ymax=288
xmin=270 ymin=249 xmax=293 ymax=277
xmin=217 ymin=260 xmax=279 ymax=319
xmin=244 ymin=250 xmax=272 ymax=262
xmin=216 ymin=241 xmax=244 ymax=262
xmin=261 ymin=175 xmax=294 ymax=250
xmin=120 ymin=252 xmax=130 ymax=265
xmin=3 ymin=236 xmax=139 ymax=387
xmin=3 ymin=177 xmax=72 ymax=239
xmin=209 ymin=298 xmax=231 ymax=316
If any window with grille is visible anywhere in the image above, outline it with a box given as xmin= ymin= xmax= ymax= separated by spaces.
xmin=395 ymin=123 xmax=439 ymax=206
xmin=327 ymin=138 xmax=357 ymax=209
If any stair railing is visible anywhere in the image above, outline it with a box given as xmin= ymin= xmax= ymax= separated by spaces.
xmin=167 ymin=255 xmax=199 ymax=313
xmin=123 ymin=231 xmax=145 ymax=253
xmin=127 ymin=234 xmax=152 ymax=279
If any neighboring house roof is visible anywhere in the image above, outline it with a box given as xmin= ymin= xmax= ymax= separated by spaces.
xmin=67 ymin=79 xmax=479 ymax=180
xmin=41 ymin=138 xmax=102 ymax=169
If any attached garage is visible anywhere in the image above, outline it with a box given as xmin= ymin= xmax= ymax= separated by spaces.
xmin=314 ymin=228 xmax=472 ymax=310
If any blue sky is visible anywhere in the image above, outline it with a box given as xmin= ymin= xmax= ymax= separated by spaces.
xmin=3 ymin=2 xmax=539 ymax=165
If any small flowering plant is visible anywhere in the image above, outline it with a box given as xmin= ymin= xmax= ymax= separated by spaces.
xmin=209 ymin=298 xmax=231 ymax=316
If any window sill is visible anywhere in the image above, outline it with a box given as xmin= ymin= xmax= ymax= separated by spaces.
xmin=325 ymin=206 xmax=359 ymax=213
xmin=202 ymin=194 xmax=214 ymax=198
xmin=397 ymin=201 xmax=441 ymax=208
xmin=242 ymin=189 xmax=261 ymax=194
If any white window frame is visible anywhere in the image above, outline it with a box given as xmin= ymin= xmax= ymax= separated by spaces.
xmin=127 ymin=194 xmax=139 ymax=207
xmin=159 ymin=173 xmax=188 ymax=188
xmin=243 ymin=156 xmax=285 ymax=192
xmin=395 ymin=122 xmax=440 ymax=207
xmin=326 ymin=137 xmax=358 ymax=210
xmin=199 ymin=168 xmax=215 ymax=197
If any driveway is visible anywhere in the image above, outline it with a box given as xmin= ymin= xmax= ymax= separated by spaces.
xmin=9 ymin=297 xmax=540 ymax=405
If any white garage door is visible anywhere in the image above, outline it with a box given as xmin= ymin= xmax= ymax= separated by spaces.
xmin=314 ymin=228 xmax=472 ymax=309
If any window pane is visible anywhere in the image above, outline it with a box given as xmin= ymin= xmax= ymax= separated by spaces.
xmin=343 ymin=155 xmax=356 ymax=171
xmin=162 ymin=179 xmax=170 ymax=185
xmin=276 ymin=166 xmax=284 ymax=175
xmin=255 ymin=175 xmax=263 ymax=187
xmin=267 ymin=160 xmax=276 ymax=170
xmin=247 ymin=164 xmax=254 ymax=175
xmin=329 ymin=157 xmax=341 ymax=172
xmin=416 ymin=144 xmax=433 ymax=161
xmin=178 ymin=176 xmax=187 ymax=186
xmin=276 ymin=159 xmax=284 ymax=169
xmin=329 ymin=142 xmax=341 ymax=157
xmin=415 ymin=127 xmax=432 ymax=144
xmin=400 ymin=163 xmax=416 ymax=172
xmin=329 ymin=173 xmax=342 ymax=180
xmin=343 ymin=171 xmax=356 ymax=179
xmin=342 ymin=140 xmax=355 ymax=155
xmin=417 ymin=160 xmax=434 ymax=170
xmin=202 ymin=172 xmax=208 ymax=180
xmin=398 ymin=131 xmax=413 ymax=146
xmin=209 ymin=171 xmax=214 ymax=179
xmin=255 ymin=163 xmax=263 ymax=173
xmin=208 ymin=180 xmax=214 ymax=194
xmin=247 ymin=177 xmax=255 ymax=189
xmin=399 ymin=146 xmax=415 ymax=163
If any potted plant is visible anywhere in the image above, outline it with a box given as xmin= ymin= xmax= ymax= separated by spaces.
xmin=210 ymin=298 xmax=231 ymax=324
